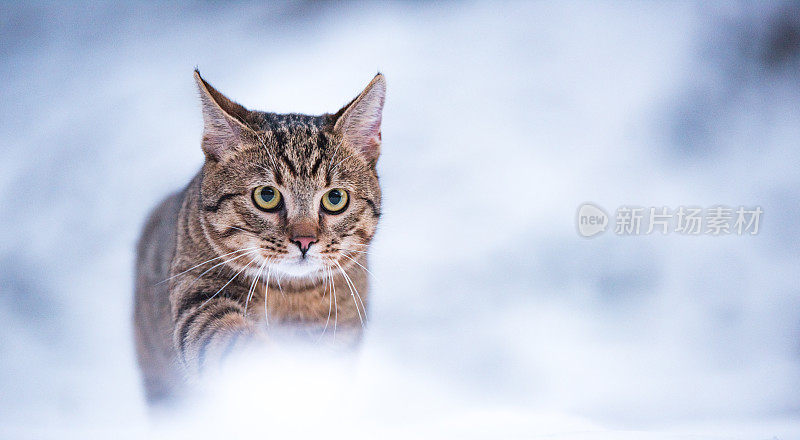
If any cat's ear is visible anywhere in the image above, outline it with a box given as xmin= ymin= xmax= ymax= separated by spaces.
xmin=333 ymin=73 xmax=386 ymax=166
xmin=194 ymin=69 xmax=253 ymax=161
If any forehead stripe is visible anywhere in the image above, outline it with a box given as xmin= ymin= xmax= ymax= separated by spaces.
xmin=310 ymin=154 xmax=324 ymax=177
xmin=278 ymin=151 xmax=298 ymax=176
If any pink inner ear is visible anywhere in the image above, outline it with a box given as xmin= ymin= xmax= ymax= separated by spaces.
xmin=357 ymin=123 xmax=381 ymax=163
xmin=201 ymin=112 xmax=242 ymax=160
xmin=340 ymin=110 xmax=382 ymax=164
xmin=363 ymin=118 xmax=381 ymax=140
xmin=336 ymin=75 xmax=386 ymax=163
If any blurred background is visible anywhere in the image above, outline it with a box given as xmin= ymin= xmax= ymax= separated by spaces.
xmin=1 ymin=2 xmax=799 ymax=438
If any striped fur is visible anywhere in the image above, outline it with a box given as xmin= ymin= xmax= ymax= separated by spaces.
xmin=133 ymin=71 xmax=385 ymax=404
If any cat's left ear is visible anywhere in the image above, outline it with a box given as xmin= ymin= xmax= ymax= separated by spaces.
xmin=333 ymin=73 xmax=386 ymax=166
xmin=194 ymin=69 xmax=254 ymax=161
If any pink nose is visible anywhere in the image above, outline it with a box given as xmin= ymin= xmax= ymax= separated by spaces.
xmin=292 ymin=236 xmax=317 ymax=255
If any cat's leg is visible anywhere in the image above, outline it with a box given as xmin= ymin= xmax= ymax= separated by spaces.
xmin=172 ymin=294 xmax=261 ymax=375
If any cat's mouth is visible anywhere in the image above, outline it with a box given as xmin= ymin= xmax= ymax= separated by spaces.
xmin=267 ymin=254 xmax=328 ymax=279
xmin=246 ymin=245 xmax=356 ymax=281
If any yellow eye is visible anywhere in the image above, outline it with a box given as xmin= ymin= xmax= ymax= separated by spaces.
xmin=321 ymin=188 xmax=349 ymax=213
xmin=252 ymin=185 xmax=282 ymax=211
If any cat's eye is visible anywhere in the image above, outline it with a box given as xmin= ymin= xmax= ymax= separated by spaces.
xmin=252 ymin=185 xmax=282 ymax=212
xmin=321 ymin=188 xmax=349 ymax=214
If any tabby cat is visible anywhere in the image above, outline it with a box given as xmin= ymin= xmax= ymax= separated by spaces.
xmin=133 ymin=70 xmax=385 ymax=404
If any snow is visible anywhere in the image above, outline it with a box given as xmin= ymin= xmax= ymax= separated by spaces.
xmin=1 ymin=2 xmax=798 ymax=438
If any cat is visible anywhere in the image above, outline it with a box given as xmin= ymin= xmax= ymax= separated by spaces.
xmin=133 ymin=70 xmax=385 ymax=404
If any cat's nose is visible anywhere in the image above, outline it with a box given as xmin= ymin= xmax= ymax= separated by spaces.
xmin=292 ymin=236 xmax=317 ymax=257
xmin=289 ymin=217 xmax=319 ymax=257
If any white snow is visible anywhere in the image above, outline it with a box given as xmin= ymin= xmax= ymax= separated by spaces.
xmin=0 ymin=2 xmax=798 ymax=439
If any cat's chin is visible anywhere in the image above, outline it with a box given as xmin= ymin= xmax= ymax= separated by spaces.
xmin=267 ymin=258 xmax=326 ymax=280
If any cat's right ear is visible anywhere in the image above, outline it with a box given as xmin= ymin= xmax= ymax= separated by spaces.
xmin=194 ymin=69 xmax=253 ymax=161
xmin=332 ymin=73 xmax=386 ymax=167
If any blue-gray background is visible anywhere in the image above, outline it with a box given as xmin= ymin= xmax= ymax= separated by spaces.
xmin=1 ymin=2 xmax=799 ymax=438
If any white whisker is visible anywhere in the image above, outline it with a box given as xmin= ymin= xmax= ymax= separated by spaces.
xmin=244 ymin=257 xmax=268 ymax=318
xmin=331 ymin=152 xmax=357 ymax=173
xmin=328 ymin=142 xmax=343 ymax=173
xmin=258 ymin=135 xmax=280 ymax=172
xmin=263 ymin=262 xmax=273 ymax=328
xmin=335 ymin=260 xmax=364 ymax=327
xmin=185 ymin=250 xmax=260 ymax=290
xmin=340 ymin=252 xmax=376 ymax=280
xmin=156 ymin=247 xmax=258 ymax=284
xmin=330 ymin=265 xmax=338 ymax=342
xmin=276 ymin=272 xmax=285 ymax=298
xmin=340 ymin=260 xmax=368 ymax=323
xmin=200 ymin=255 xmax=259 ymax=308
xmin=318 ymin=266 xmax=333 ymax=341
xmin=342 ymin=249 xmax=369 ymax=254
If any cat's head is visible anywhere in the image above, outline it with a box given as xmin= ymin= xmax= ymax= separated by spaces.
xmin=193 ymin=70 xmax=384 ymax=281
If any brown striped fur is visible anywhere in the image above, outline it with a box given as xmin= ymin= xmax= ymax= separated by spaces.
xmin=133 ymin=70 xmax=385 ymax=404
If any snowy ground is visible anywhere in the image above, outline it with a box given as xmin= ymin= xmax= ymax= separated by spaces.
xmin=1 ymin=2 xmax=799 ymax=439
